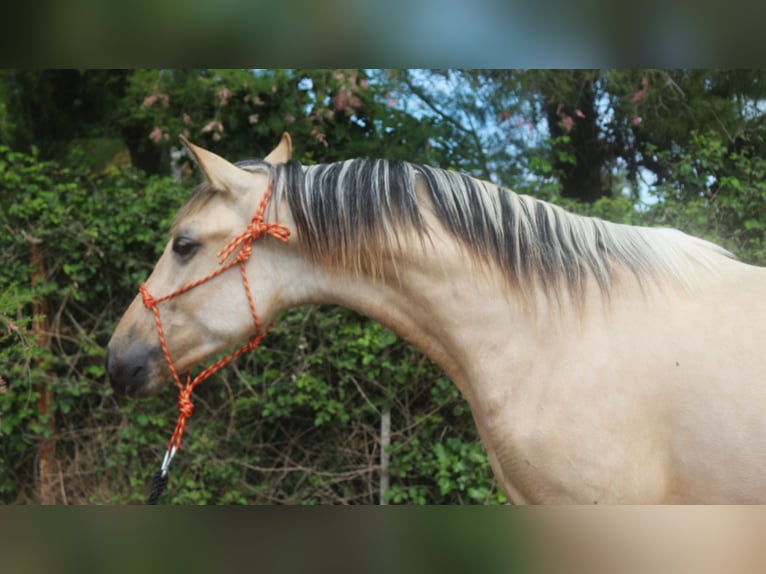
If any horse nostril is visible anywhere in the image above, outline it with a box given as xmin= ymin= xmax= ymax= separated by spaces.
xmin=106 ymin=342 xmax=153 ymax=396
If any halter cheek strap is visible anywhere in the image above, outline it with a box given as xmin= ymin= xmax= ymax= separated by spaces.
xmin=140 ymin=184 xmax=290 ymax=503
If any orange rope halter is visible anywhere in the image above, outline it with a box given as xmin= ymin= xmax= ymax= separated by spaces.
xmin=141 ymin=184 xmax=289 ymax=501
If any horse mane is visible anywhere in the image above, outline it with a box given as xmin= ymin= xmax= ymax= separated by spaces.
xmin=184 ymin=157 xmax=734 ymax=305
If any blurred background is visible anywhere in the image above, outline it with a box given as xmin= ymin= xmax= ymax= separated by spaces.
xmin=2 ymin=69 xmax=766 ymax=505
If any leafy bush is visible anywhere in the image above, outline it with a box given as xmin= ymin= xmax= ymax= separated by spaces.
xmin=0 ymin=145 xmax=186 ymax=502
xmin=643 ymin=131 xmax=766 ymax=265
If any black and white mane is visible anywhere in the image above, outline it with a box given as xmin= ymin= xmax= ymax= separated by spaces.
xmin=180 ymin=157 xmax=732 ymax=304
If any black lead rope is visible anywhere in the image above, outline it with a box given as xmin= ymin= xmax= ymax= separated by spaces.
xmin=146 ymin=470 xmax=169 ymax=505
xmin=145 ymin=446 xmax=176 ymax=505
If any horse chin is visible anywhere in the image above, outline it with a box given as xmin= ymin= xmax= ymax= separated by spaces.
xmin=130 ymin=375 xmax=167 ymax=398
xmin=110 ymin=372 xmax=165 ymax=399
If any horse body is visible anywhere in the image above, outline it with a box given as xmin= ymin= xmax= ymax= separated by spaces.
xmin=315 ymin=211 xmax=766 ymax=503
xmin=107 ymin=134 xmax=766 ymax=503
xmin=473 ymin=259 xmax=766 ymax=504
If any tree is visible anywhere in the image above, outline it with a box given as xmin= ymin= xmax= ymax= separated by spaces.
xmin=385 ymin=69 xmax=766 ymax=204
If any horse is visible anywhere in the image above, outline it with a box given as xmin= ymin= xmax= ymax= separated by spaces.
xmin=107 ymin=133 xmax=766 ymax=504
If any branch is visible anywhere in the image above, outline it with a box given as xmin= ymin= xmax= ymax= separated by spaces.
xmin=402 ymin=74 xmax=491 ymax=179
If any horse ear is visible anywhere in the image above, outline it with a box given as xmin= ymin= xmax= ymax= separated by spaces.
xmin=179 ymin=135 xmax=254 ymax=193
xmin=264 ymin=132 xmax=292 ymax=164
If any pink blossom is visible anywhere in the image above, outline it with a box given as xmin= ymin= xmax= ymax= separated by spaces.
xmin=561 ymin=116 xmax=574 ymax=133
xmin=212 ymin=132 xmax=221 ymax=141
xmin=217 ymin=87 xmax=231 ymax=107
xmin=633 ymin=115 xmax=642 ymax=127
xmin=311 ymin=126 xmax=328 ymax=147
xmin=182 ymin=113 xmax=192 ymax=125
xmin=575 ymin=109 xmax=585 ymax=118
xmin=142 ymin=95 xmax=157 ymax=108
xmin=335 ymin=91 xmax=346 ymax=111
xmin=632 ymin=78 xmax=649 ymax=104
xmin=360 ymin=79 xmax=369 ymax=89
xmin=201 ymin=120 xmax=217 ymax=133
xmin=248 ymin=114 xmax=259 ymax=125
xmin=149 ymin=127 xmax=164 ymax=142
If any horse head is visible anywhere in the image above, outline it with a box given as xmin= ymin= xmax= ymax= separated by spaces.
xmin=106 ymin=134 xmax=294 ymax=396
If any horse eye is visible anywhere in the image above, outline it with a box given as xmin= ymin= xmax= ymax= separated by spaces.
xmin=172 ymin=237 xmax=199 ymax=258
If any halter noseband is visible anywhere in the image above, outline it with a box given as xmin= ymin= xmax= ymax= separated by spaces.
xmin=140 ymin=184 xmax=289 ymax=502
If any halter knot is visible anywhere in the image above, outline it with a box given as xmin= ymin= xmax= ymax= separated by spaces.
xmin=235 ymin=241 xmax=254 ymax=264
xmin=263 ymin=221 xmax=291 ymax=243
xmin=177 ymin=385 xmax=194 ymax=418
xmin=139 ymin=283 xmax=156 ymax=309
xmin=217 ymin=217 xmax=290 ymax=265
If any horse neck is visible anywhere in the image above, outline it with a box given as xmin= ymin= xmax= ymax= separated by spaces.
xmin=304 ymin=226 xmax=559 ymax=399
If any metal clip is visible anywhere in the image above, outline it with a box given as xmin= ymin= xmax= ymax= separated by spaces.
xmin=160 ymin=445 xmax=177 ymax=477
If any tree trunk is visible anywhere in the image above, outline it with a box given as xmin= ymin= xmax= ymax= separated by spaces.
xmin=31 ymin=241 xmax=56 ymax=505
xmin=544 ymin=72 xmax=609 ymax=203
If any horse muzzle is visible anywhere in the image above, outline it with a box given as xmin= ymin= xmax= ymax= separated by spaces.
xmin=106 ymin=338 xmax=163 ymax=397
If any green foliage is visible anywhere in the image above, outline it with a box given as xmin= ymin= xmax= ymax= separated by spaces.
xmin=1 ymin=70 xmax=478 ymax=177
xmin=634 ymin=130 xmax=766 ymax=265
xmin=0 ymin=144 xmax=188 ymax=502
xmin=0 ymin=286 xmax=42 ymax=499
